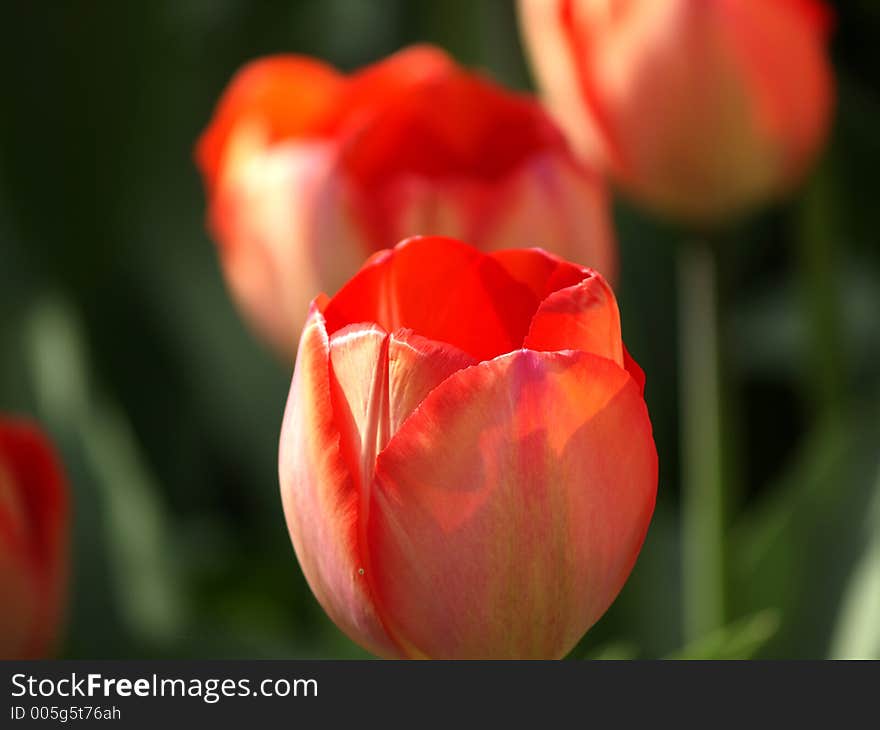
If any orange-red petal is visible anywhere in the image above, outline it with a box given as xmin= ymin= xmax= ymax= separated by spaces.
xmin=524 ymin=268 xmax=623 ymax=366
xmin=280 ymin=308 xmax=477 ymax=657
xmin=0 ymin=418 xmax=68 ymax=659
xmin=322 ymin=236 xmax=540 ymax=362
xmin=368 ymin=349 xmax=657 ymax=659
xmin=278 ymin=308 xmax=399 ymax=658
xmin=340 ymin=45 xmax=456 ymax=131
xmin=195 ymin=55 xmax=344 ymax=194
xmin=489 ymin=247 xmax=587 ymax=302
xmin=327 ymin=323 xmax=477 ymax=494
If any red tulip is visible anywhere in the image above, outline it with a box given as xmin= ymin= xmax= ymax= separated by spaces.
xmin=518 ymin=0 xmax=834 ymax=223
xmin=0 ymin=418 xmax=68 ymax=659
xmin=278 ymin=236 xmax=657 ymax=659
xmin=196 ymin=45 xmax=616 ymax=356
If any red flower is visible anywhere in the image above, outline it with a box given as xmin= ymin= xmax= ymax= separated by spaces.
xmin=279 ymin=236 xmax=657 ymax=658
xmin=0 ymin=418 xmax=69 ymax=658
xmin=196 ymin=46 xmax=615 ymax=356
xmin=519 ymin=0 xmax=835 ymax=223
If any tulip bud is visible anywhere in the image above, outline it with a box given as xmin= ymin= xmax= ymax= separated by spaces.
xmin=278 ymin=236 xmax=657 ymax=659
xmin=518 ymin=0 xmax=834 ymax=223
xmin=196 ymin=46 xmax=615 ymax=357
xmin=0 ymin=418 xmax=69 ymax=659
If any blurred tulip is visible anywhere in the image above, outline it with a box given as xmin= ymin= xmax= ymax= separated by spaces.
xmin=0 ymin=418 xmax=68 ymax=659
xmin=518 ymin=0 xmax=834 ymax=223
xmin=196 ymin=46 xmax=616 ymax=356
xmin=278 ymin=236 xmax=657 ymax=659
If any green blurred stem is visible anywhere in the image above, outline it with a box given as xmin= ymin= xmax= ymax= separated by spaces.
xmin=798 ymin=172 xmax=845 ymax=425
xmin=678 ymin=240 xmax=726 ymax=644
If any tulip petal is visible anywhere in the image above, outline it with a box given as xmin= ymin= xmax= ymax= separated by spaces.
xmin=322 ymin=236 xmax=540 ymax=362
xmin=719 ymin=0 xmax=833 ymax=187
xmin=0 ymin=419 xmax=67 ymax=659
xmin=327 ymin=323 xmax=477 ymax=489
xmin=341 ymin=66 xmax=566 ymax=190
xmin=524 ymin=268 xmax=624 ymax=366
xmin=518 ymin=0 xmax=616 ymax=169
xmin=338 ymin=59 xmax=583 ymax=254
xmin=280 ymin=310 xmax=477 ymax=657
xmin=489 ymin=247 xmax=587 ymax=301
xmin=369 ymin=349 xmax=657 ymax=659
xmin=278 ymin=310 xmax=399 ymax=658
xmin=479 ymin=155 xmax=618 ymax=283
xmin=212 ymin=141 xmax=371 ymax=355
xmin=0 ymin=537 xmax=37 ymax=658
xmin=523 ymin=0 xmax=834 ymax=222
xmin=198 ymin=47 xmax=619 ymax=358
xmin=195 ymin=55 xmax=344 ymax=194
xmin=342 ymin=45 xmax=456 ymax=126
xmin=623 ymin=346 xmax=647 ymax=395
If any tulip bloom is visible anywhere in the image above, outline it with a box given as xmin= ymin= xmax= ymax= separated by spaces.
xmin=518 ymin=0 xmax=834 ymax=223
xmin=196 ymin=45 xmax=615 ymax=356
xmin=278 ymin=236 xmax=657 ymax=659
xmin=0 ymin=418 xmax=68 ymax=659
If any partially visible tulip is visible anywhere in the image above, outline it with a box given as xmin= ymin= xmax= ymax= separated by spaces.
xmin=0 ymin=418 xmax=68 ymax=659
xmin=518 ymin=0 xmax=834 ymax=223
xmin=196 ymin=45 xmax=615 ymax=356
xmin=278 ymin=236 xmax=657 ymax=659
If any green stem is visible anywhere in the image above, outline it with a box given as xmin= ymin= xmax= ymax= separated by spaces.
xmin=679 ymin=240 xmax=726 ymax=644
xmin=797 ymin=171 xmax=845 ymax=426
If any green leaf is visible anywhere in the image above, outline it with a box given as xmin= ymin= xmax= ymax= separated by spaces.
xmin=586 ymin=641 xmax=640 ymax=661
xmin=730 ymin=398 xmax=880 ymax=658
xmin=667 ymin=610 xmax=780 ymax=660
xmin=25 ymin=297 xmax=186 ymax=649
xmin=830 ymin=465 xmax=880 ymax=659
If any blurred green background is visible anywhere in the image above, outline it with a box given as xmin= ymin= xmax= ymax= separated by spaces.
xmin=0 ymin=0 xmax=878 ymax=659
